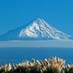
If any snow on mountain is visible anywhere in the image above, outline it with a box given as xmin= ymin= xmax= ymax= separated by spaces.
xmin=0 ymin=18 xmax=72 ymax=40
xmin=19 ymin=18 xmax=72 ymax=40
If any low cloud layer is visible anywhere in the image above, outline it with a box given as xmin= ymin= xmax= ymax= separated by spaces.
xmin=0 ymin=40 xmax=73 ymax=48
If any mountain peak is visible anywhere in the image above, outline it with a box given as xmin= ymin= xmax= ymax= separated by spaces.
xmin=0 ymin=18 xmax=72 ymax=40
xmin=19 ymin=18 xmax=72 ymax=40
xmin=35 ymin=18 xmax=42 ymax=21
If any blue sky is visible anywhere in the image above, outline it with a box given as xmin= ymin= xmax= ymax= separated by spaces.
xmin=0 ymin=0 xmax=73 ymax=36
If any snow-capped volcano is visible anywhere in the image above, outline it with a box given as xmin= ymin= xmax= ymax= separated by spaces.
xmin=0 ymin=18 xmax=72 ymax=40
xmin=19 ymin=18 xmax=71 ymax=40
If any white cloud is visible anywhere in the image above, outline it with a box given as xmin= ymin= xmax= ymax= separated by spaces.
xmin=0 ymin=40 xmax=73 ymax=48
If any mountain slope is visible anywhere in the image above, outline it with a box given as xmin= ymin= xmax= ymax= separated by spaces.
xmin=19 ymin=18 xmax=72 ymax=40
xmin=0 ymin=18 xmax=72 ymax=40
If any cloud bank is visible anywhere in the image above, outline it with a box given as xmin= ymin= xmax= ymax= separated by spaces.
xmin=0 ymin=40 xmax=73 ymax=48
